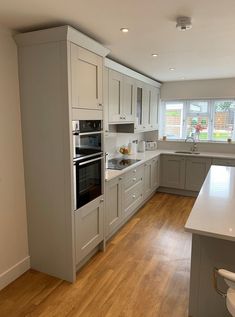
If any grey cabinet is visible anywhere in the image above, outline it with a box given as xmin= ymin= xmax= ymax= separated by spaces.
xmin=185 ymin=157 xmax=211 ymax=191
xmin=161 ymin=155 xmax=186 ymax=189
xmin=71 ymin=44 xmax=103 ymax=110
xmin=75 ymin=196 xmax=104 ymax=265
xmin=144 ymin=161 xmax=152 ymax=199
xmin=105 ymin=176 xmax=123 ymax=236
xmin=212 ymin=158 xmax=235 ymax=167
xmin=151 ymin=157 xmax=160 ymax=189
xmin=108 ymin=70 xmax=135 ymax=123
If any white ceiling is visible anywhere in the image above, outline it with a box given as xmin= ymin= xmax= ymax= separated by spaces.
xmin=1 ymin=0 xmax=235 ymax=82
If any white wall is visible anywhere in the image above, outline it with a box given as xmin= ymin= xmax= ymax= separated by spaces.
xmin=0 ymin=26 xmax=29 ymax=290
xmin=161 ymin=78 xmax=235 ymax=100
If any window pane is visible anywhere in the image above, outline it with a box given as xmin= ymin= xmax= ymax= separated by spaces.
xmin=189 ymin=101 xmax=208 ymax=114
xmin=165 ymin=103 xmax=183 ymax=139
xmin=213 ymin=101 xmax=235 ymax=141
xmin=187 ymin=116 xmax=209 ymax=140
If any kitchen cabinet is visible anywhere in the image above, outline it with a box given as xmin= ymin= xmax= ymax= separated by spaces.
xmin=144 ymin=161 xmax=152 ymax=199
xmin=105 ymin=164 xmax=144 ymax=238
xmin=108 ymin=70 xmax=135 ymax=123
xmin=75 ymin=196 xmax=104 ymax=265
xmin=151 ymin=157 xmax=160 ymax=189
xmin=135 ymin=81 xmax=145 ymax=130
xmin=212 ymin=158 xmax=235 ymax=167
xmin=15 ymin=25 xmax=109 ymax=282
xmin=161 ymin=155 xmax=186 ymax=189
xmin=150 ymin=86 xmax=159 ymax=130
xmin=71 ymin=44 xmax=103 ymax=110
xmin=185 ymin=157 xmax=211 ymax=191
xmin=105 ymin=176 xmax=123 ymax=236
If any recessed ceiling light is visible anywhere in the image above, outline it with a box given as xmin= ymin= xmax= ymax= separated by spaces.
xmin=169 ymin=68 xmax=175 ymax=71
xmin=152 ymin=53 xmax=158 ymax=57
xmin=120 ymin=28 xmax=129 ymax=33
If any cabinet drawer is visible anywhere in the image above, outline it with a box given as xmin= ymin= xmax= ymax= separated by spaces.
xmin=124 ymin=180 xmax=143 ymax=210
xmin=124 ymin=165 xmax=144 ymax=190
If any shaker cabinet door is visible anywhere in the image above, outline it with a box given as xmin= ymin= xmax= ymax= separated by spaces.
xmin=105 ymin=177 xmax=123 ymax=237
xmin=185 ymin=158 xmax=211 ymax=191
xmin=123 ymin=75 xmax=135 ymax=122
xmin=75 ymin=196 xmax=104 ymax=265
xmin=71 ymin=43 xmax=103 ymax=110
xmin=161 ymin=155 xmax=186 ymax=189
xmin=108 ymin=70 xmax=123 ymax=122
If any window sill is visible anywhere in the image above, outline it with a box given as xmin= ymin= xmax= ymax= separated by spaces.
xmin=158 ymin=139 xmax=235 ymax=145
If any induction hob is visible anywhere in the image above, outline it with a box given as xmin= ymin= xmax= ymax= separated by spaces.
xmin=108 ymin=158 xmax=141 ymax=170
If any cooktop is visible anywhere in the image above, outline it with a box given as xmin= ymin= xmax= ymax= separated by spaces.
xmin=108 ymin=158 xmax=141 ymax=170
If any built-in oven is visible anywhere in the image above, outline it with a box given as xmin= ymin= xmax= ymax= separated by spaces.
xmin=72 ymin=120 xmax=103 ymax=210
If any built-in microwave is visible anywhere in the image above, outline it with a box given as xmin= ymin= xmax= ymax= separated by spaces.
xmin=72 ymin=120 xmax=103 ymax=210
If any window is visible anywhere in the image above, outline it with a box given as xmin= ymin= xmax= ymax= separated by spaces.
xmin=160 ymin=99 xmax=235 ymax=142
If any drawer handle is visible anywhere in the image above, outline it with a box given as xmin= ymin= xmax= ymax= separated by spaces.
xmin=132 ymin=177 xmax=137 ymax=181
xmin=132 ymin=194 xmax=136 ymax=199
xmin=119 ymin=177 xmax=123 ymax=180
xmin=133 ymin=169 xmax=137 ymax=173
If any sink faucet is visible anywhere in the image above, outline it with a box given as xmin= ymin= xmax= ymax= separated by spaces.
xmin=185 ymin=136 xmax=198 ymax=153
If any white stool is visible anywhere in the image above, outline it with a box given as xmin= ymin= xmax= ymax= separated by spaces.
xmin=214 ymin=268 xmax=235 ymax=316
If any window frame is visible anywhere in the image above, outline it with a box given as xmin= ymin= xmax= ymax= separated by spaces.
xmin=160 ymin=98 xmax=235 ymax=142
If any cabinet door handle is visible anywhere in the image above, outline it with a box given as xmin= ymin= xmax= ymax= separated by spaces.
xmin=119 ymin=177 xmax=123 ymax=180
xmin=100 ymin=198 xmax=104 ymax=202
xmin=132 ymin=194 xmax=136 ymax=199
xmin=98 ymin=103 xmax=102 ymax=107
xmin=132 ymin=177 xmax=137 ymax=181
xmin=133 ymin=169 xmax=137 ymax=173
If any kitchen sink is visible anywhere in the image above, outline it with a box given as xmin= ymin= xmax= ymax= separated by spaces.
xmin=174 ymin=151 xmax=200 ymax=155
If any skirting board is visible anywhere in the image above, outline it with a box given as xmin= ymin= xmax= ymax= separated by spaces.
xmin=0 ymin=256 xmax=30 ymax=290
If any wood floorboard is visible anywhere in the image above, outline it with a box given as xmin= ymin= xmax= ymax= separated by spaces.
xmin=0 ymin=193 xmax=195 ymax=317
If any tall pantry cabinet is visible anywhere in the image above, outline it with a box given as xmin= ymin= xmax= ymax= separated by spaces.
xmin=15 ymin=26 xmax=109 ymax=282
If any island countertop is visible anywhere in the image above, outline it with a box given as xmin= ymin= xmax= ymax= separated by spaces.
xmin=185 ymin=165 xmax=235 ymax=241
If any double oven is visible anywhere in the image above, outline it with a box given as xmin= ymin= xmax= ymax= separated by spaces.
xmin=72 ymin=120 xmax=103 ymax=210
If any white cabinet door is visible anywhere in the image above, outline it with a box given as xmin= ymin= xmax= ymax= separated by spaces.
xmin=105 ymin=177 xmax=123 ymax=237
xmin=123 ymin=75 xmax=135 ymax=122
xmin=161 ymin=155 xmax=186 ymax=189
xmin=108 ymin=70 xmax=123 ymax=122
xmin=75 ymin=196 xmax=104 ymax=265
xmin=151 ymin=157 xmax=160 ymax=189
xmin=150 ymin=86 xmax=159 ymax=130
xmin=185 ymin=157 xmax=211 ymax=191
xmin=144 ymin=161 xmax=152 ymax=199
xmin=71 ymin=44 xmax=103 ymax=110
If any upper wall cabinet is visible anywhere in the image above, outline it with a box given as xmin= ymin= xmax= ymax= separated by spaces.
xmin=108 ymin=70 xmax=135 ymax=123
xmin=104 ymin=58 xmax=161 ymax=131
xmin=71 ymin=44 xmax=103 ymax=111
xmin=135 ymin=84 xmax=159 ymax=132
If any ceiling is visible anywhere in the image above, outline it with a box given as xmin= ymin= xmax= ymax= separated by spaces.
xmin=1 ymin=0 xmax=235 ymax=82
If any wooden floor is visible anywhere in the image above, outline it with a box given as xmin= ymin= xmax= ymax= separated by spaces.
xmin=0 ymin=193 xmax=195 ymax=317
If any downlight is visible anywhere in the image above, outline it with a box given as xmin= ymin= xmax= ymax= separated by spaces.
xmin=176 ymin=17 xmax=192 ymax=31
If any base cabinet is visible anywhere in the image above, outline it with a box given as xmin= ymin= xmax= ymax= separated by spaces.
xmin=185 ymin=157 xmax=211 ymax=191
xmin=144 ymin=161 xmax=152 ymax=199
xmin=161 ymin=155 xmax=212 ymax=192
xmin=105 ymin=177 xmax=123 ymax=236
xmin=161 ymin=155 xmax=186 ymax=189
xmin=151 ymin=157 xmax=160 ymax=189
xmin=75 ymin=196 xmax=104 ymax=265
xmin=212 ymin=158 xmax=235 ymax=167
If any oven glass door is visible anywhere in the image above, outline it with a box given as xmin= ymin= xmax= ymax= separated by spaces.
xmin=74 ymin=155 xmax=102 ymax=210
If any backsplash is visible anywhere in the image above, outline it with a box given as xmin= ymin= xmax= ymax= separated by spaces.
xmin=104 ymin=130 xmax=158 ymax=157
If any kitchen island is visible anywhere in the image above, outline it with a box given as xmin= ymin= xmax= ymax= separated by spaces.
xmin=185 ymin=165 xmax=235 ymax=317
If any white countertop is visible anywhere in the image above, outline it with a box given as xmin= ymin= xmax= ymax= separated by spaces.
xmin=185 ymin=165 xmax=235 ymax=241
xmin=105 ymin=150 xmax=235 ymax=181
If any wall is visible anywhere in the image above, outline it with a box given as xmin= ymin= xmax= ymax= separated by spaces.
xmin=0 ymin=26 xmax=29 ymax=290
xmin=161 ymin=78 xmax=235 ymax=100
